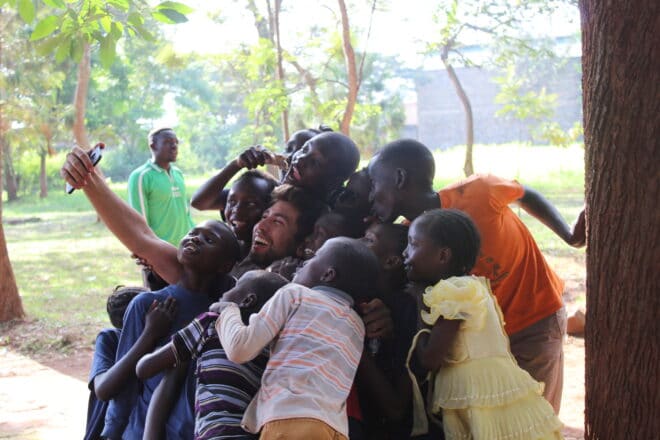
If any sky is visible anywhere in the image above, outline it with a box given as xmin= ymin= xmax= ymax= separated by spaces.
xmin=164 ymin=0 xmax=581 ymax=69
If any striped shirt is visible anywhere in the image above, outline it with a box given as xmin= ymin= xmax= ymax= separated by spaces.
xmin=127 ymin=159 xmax=194 ymax=246
xmin=217 ymin=284 xmax=365 ymax=437
xmin=173 ymin=312 xmax=268 ymax=440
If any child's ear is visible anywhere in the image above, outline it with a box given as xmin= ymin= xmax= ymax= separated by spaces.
xmin=320 ymin=267 xmax=337 ymax=283
xmin=394 ymin=167 xmax=408 ymax=190
xmin=436 ymin=247 xmax=452 ymax=266
xmin=239 ymin=292 xmax=258 ymax=309
xmin=384 ymin=254 xmax=403 ymax=271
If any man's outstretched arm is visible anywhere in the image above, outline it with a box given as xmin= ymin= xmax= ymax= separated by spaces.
xmin=517 ymin=186 xmax=586 ymax=248
xmin=61 ymin=146 xmax=183 ymax=283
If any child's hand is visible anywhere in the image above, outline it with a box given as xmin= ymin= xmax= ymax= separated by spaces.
xmin=358 ymin=299 xmax=393 ymax=339
xmin=267 ymin=257 xmax=302 ymax=280
xmin=209 ymin=301 xmax=236 ymax=315
xmin=131 ymin=253 xmax=153 ymax=270
xmin=144 ymin=297 xmax=177 ymax=341
xmin=235 ymin=146 xmax=275 ymax=170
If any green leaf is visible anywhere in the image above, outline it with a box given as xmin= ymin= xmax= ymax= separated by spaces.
xmin=42 ymin=0 xmax=66 ymax=8
xmin=30 ymin=15 xmax=59 ymax=40
xmin=153 ymin=8 xmax=188 ymax=24
xmin=107 ymin=0 xmax=129 ymax=11
xmin=100 ymin=15 xmax=111 ymax=33
xmin=155 ymin=1 xmax=193 ymax=14
xmin=99 ymin=35 xmax=117 ymax=68
xmin=110 ymin=21 xmax=123 ymax=38
xmin=35 ymin=34 xmax=62 ymax=55
xmin=71 ymin=39 xmax=83 ymax=63
xmin=130 ymin=23 xmax=155 ymax=41
xmin=54 ymin=40 xmax=70 ymax=62
xmin=127 ymin=11 xmax=143 ymax=27
xmin=17 ymin=0 xmax=35 ymax=22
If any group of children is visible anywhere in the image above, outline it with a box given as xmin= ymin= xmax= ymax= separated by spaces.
xmin=63 ymin=127 xmax=578 ymax=440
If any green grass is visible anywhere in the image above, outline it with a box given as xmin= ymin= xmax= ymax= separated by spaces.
xmin=1 ymin=143 xmax=586 ymax=353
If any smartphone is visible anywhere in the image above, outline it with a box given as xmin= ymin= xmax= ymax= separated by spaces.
xmin=66 ymin=143 xmax=105 ymax=194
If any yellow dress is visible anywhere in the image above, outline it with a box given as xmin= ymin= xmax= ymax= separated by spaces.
xmin=407 ymin=275 xmax=563 ymax=440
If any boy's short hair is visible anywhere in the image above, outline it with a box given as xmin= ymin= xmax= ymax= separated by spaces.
xmin=147 ymin=127 xmax=174 ymax=145
xmin=238 ymin=170 xmax=279 ymax=200
xmin=375 ymin=139 xmax=435 ymax=190
xmin=317 ymin=132 xmax=360 ymax=186
xmin=271 ymin=184 xmax=330 ymax=243
xmin=107 ymin=286 xmax=148 ymax=329
xmin=241 ymin=270 xmax=288 ymax=307
xmin=325 ymin=237 xmax=381 ymax=302
xmin=416 ymin=209 xmax=481 ymax=277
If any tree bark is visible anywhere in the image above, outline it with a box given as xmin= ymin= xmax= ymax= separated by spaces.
xmin=72 ymin=43 xmax=91 ymax=149
xmin=271 ymin=0 xmax=289 ymax=141
xmin=581 ymin=1 xmax=659 ymax=438
xmin=337 ymin=0 xmax=358 ymax=136
xmin=441 ymin=48 xmax=474 ymax=177
xmin=39 ymin=150 xmax=47 ymax=198
xmin=0 ymin=103 xmax=24 ymax=322
xmin=2 ymin=142 xmax=17 ymax=201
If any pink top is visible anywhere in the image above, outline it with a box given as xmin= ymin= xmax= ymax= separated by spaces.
xmin=216 ymin=284 xmax=365 ymax=436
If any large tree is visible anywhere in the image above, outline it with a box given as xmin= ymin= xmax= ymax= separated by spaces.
xmin=581 ymin=0 xmax=659 ymax=438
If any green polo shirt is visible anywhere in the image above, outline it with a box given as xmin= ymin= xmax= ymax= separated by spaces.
xmin=128 ymin=160 xmax=195 ymax=246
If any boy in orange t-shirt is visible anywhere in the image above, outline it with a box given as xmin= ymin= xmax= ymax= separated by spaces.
xmin=367 ymin=139 xmax=585 ymax=413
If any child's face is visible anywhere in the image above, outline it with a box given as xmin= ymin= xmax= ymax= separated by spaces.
xmin=177 ymin=220 xmax=237 ymax=274
xmin=334 ymin=170 xmax=372 ymax=219
xmin=360 ymin=224 xmax=392 ymax=267
xmin=249 ymin=200 xmax=300 ymax=265
xmin=282 ymin=137 xmax=332 ymax=190
xmin=367 ymin=159 xmax=401 ymax=223
xmin=220 ymin=273 xmax=258 ymax=308
xmin=403 ymin=222 xmax=447 ymax=285
xmin=224 ymin=178 xmax=270 ymax=242
xmin=301 ymin=213 xmax=347 ymax=259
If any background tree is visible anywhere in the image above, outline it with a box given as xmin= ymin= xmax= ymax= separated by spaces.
xmin=427 ymin=0 xmax=575 ymax=176
xmin=580 ymin=0 xmax=659 ymax=438
xmin=0 ymin=0 xmax=192 ymax=322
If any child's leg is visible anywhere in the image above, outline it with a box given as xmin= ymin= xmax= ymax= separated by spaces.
xmin=260 ymin=418 xmax=347 ymax=440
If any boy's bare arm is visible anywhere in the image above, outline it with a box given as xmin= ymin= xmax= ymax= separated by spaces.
xmin=94 ymin=299 xmax=176 ymax=401
xmin=190 ymin=160 xmax=242 ymax=211
xmin=143 ymin=363 xmax=187 ymax=440
xmin=517 ymin=186 xmax=586 ymax=248
xmin=136 ymin=343 xmax=177 ymax=380
xmin=61 ymin=146 xmax=183 ymax=283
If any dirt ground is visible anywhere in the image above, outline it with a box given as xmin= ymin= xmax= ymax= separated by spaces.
xmin=0 ymin=335 xmax=586 ymax=439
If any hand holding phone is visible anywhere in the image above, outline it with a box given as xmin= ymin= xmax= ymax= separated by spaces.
xmin=66 ymin=143 xmax=105 ymax=194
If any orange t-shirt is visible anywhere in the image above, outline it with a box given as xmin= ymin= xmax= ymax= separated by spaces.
xmin=438 ymin=174 xmax=564 ymax=335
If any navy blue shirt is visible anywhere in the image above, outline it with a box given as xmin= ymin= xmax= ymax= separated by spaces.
xmin=102 ymin=282 xmax=233 ymax=440
xmin=84 ymin=328 xmax=120 ymax=440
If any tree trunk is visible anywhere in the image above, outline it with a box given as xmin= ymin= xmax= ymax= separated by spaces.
xmin=442 ymin=56 xmax=474 ymax=176
xmin=72 ymin=43 xmax=91 ymax=149
xmin=272 ymin=0 xmax=289 ymax=142
xmin=39 ymin=150 xmax=47 ymax=198
xmin=580 ymin=1 xmax=659 ymax=438
xmin=2 ymin=142 xmax=17 ymax=201
xmin=337 ymin=0 xmax=358 ymax=136
xmin=0 ymin=110 xmax=24 ymax=322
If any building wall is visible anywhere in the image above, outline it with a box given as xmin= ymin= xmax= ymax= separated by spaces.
xmin=412 ymin=58 xmax=582 ymax=149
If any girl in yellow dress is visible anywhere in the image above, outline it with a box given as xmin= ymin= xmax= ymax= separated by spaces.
xmin=404 ymin=209 xmax=563 ymax=440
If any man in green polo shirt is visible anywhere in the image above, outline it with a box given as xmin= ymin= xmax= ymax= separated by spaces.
xmin=128 ymin=127 xmax=195 ymax=288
